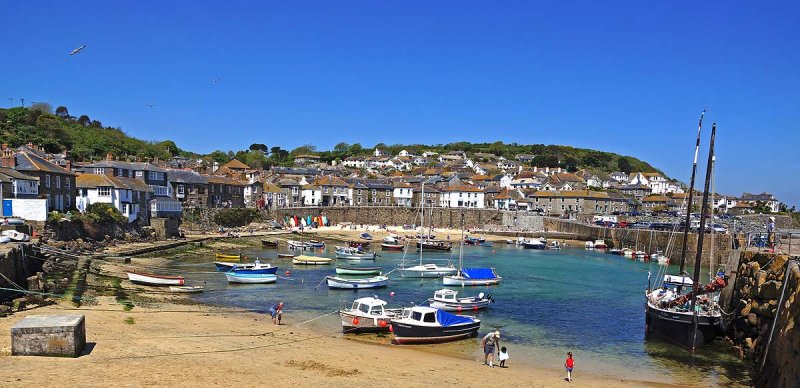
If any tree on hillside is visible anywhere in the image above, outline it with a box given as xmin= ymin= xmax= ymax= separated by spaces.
xmin=291 ymin=144 xmax=316 ymax=156
xmin=249 ymin=143 xmax=268 ymax=154
xmin=55 ymin=106 xmax=70 ymax=118
xmin=29 ymin=102 xmax=52 ymax=114
xmin=617 ymin=157 xmax=632 ymax=173
xmin=77 ymin=115 xmax=90 ymax=126
xmin=333 ymin=142 xmax=349 ymax=154
xmin=208 ymin=150 xmax=230 ymax=164
xmin=156 ymin=140 xmax=181 ymax=157
xmin=349 ymin=143 xmax=364 ymax=155
xmin=561 ymin=156 xmax=578 ymax=172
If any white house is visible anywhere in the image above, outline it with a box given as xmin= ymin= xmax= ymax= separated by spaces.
xmin=0 ymin=168 xmax=39 ymax=199
xmin=393 ymin=182 xmax=414 ymax=207
xmin=343 ymin=156 xmax=366 ymax=169
xmin=301 ymin=185 xmax=322 ymax=206
xmin=373 ymin=148 xmax=388 ymax=157
xmin=510 ymin=178 xmax=541 ymax=190
xmin=499 ymin=174 xmax=513 ymax=188
xmin=412 ymin=156 xmax=429 ymax=166
xmin=440 ymin=186 xmax=485 ymax=208
xmin=75 ymin=174 xmax=153 ymax=223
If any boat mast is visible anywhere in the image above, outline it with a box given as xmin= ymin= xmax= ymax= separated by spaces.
xmin=677 ymin=109 xmax=706 ymax=292
xmin=709 ymin=154 xmax=716 ymax=281
xmin=458 ymin=211 xmax=465 ymax=272
xmin=690 ymin=123 xmax=716 ymax=352
xmin=419 ymin=182 xmax=424 ymax=266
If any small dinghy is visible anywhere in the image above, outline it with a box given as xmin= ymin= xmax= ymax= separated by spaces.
xmin=428 ymin=289 xmax=493 ymax=312
xmin=0 ymin=236 xmax=11 ymax=244
xmin=127 ymin=272 xmax=185 ymax=286
xmin=169 ymin=285 xmax=204 ymax=293
xmin=326 ymin=275 xmax=389 ymax=289
xmin=381 ymin=243 xmax=404 ymax=250
xmin=292 ymin=255 xmax=332 ymax=265
xmin=229 ymin=262 xmax=278 ymax=275
xmin=335 ymin=246 xmax=376 ymax=260
xmin=1 ymin=230 xmax=30 ymax=242
xmin=335 ymin=265 xmax=382 ymax=276
xmin=277 ymin=253 xmax=296 ymax=258
xmin=225 ymin=272 xmax=277 ymax=284
xmin=549 ymin=241 xmax=561 ymax=250
xmin=261 ymin=239 xmax=279 ymax=247
xmin=359 ymin=232 xmax=373 ymax=240
xmin=215 ymin=253 xmax=243 ymax=260
xmin=339 ymin=297 xmax=403 ymax=334
xmin=390 ymin=306 xmax=480 ymax=344
xmin=585 ymin=241 xmax=595 ymax=250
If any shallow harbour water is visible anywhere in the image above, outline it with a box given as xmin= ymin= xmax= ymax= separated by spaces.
xmin=166 ymin=243 xmax=750 ymax=386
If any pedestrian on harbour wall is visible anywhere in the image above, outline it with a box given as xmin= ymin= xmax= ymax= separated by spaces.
xmin=564 ymin=352 xmax=574 ymax=382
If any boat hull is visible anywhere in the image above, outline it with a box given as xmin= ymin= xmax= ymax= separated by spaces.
xmin=428 ymin=299 xmax=490 ymax=312
xmin=522 ymin=243 xmax=546 ymax=249
xmin=391 ymin=320 xmax=481 ymax=344
xmin=231 ymin=266 xmax=278 ymax=275
xmin=645 ymin=303 xmax=722 ymax=348
xmin=442 ymin=276 xmax=501 ymax=286
xmin=169 ymin=286 xmax=204 ymax=293
xmin=339 ymin=312 xmax=393 ymax=333
xmin=335 ymin=266 xmax=382 ymax=275
xmin=225 ymin=273 xmax=277 ymax=284
xmin=397 ymin=266 xmax=457 ymax=278
xmin=292 ymin=256 xmax=332 ymax=265
xmin=335 ymin=252 xmax=376 ymax=260
xmin=416 ymin=242 xmax=452 ymax=251
xmin=381 ymin=243 xmax=405 ymax=251
xmin=326 ymin=276 xmax=389 ymax=289
xmin=127 ymin=272 xmax=184 ymax=286
xmin=261 ymin=240 xmax=278 ymax=247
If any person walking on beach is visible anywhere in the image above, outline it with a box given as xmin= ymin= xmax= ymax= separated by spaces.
xmin=564 ymin=352 xmax=574 ymax=382
xmin=270 ymin=301 xmax=284 ymax=325
xmin=481 ymin=330 xmax=500 ymax=367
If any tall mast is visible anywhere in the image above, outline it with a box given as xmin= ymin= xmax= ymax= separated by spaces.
xmin=459 ymin=211 xmax=465 ymax=271
xmin=709 ymin=154 xmax=716 ymax=281
xmin=678 ymin=110 xmax=706 ymax=291
xmin=690 ymin=123 xmax=716 ymax=352
xmin=419 ymin=182 xmax=424 ymax=265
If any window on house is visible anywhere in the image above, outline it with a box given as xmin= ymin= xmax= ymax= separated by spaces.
xmin=65 ymin=178 xmax=70 ymax=189
xmin=371 ymin=189 xmax=376 ymax=197
xmin=135 ymin=171 xmax=143 ymax=179
xmin=56 ymin=176 xmax=61 ymax=188
xmin=178 ymin=185 xmax=184 ymax=195
xmin=66 ymin=196 xmax=71 ymax=208
xmin=45 ymin=175 xmax=51 ymax=188
xmin=94 ymin=168 xmax=104 ymax=175
xmin=98 ymin=187 xmax=111 ymax=197
xmin=386 ymin=190 xmax=390 ymax=197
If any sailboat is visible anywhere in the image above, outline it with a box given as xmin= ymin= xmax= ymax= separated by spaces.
xmin=397 ymin=183 xmax=457 ymax=278
xmin=442 ymin=213 xmax=501 ymax=286
xmin=644 ymin=114 xmax=728 ymax=350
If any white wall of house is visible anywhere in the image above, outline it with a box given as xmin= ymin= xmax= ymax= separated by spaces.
xmin=440 ymin=191 xmax=485 ymax=208
xmin=5 ymin=198 xmax=47 ymax=221
xmin=302 ymin=188 xmax=322 ymax=206
xmin=76 ymin=187 xmax=141 ymax=223
xmin=12 ymin=179 xmax=39 ymax=196
xmin=393 ymin=187 xmax=414 ymax=207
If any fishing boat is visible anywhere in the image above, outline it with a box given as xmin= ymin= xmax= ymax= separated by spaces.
xmin=594 ymin=240 xmax=608 ymax=249
xmin=651 ymin=251 xmax=669 ymax=264
xmin=397 ymin=183 xmax=457 ymax=278
xmin=277 ymin=253 xmax=296 ymax=258
xmin=635 ymin=250 xmax=648 ymax=261
xmin=390 ymin=306 xmax=481 ymax=344
xmin=549 ymin=241 xmax=561 ymax=250
xmin=127 ymin=272 xmax=184 ymax=286
xmin=359 ymin=232 xmax=373 ymax=240
xmin=215 ymin=261 xmax=274 ymax=272
xmin=292 ymin=255 xmax=332 ymax=265
xmin=335 ymin=265 xmax=382 ymax=276
xmin=169 ymin=285 xmax=204 ymax=293
xmin=478 ymin=241 xmax=494 ymax=247
xmin=645 ymin=115 xmax=728 ymax=350
xmin=584 ymin=241 xmax=595 ymax=249
xmin=261 ymin=239 xmax=279 ymax=247
xmin=307 ymin=240 xmax=326 ymax=248
xmin=416 ymin=240 xmax=452 ymax=251
xmin=442 ymin=216 xmax=502 ymax=286
xmin=339 ymin=297 xmax=403 ymax=333
xmin=464 ymin=236 xmax=479 ymax=245
xmin=381 ymin=235 xmax=405 ymax=250
xmin=505 ymin=239 xmax=515 ymax=245
xmin=622 ymin=248 xmax=634 ymax=258
xmin=287 ymin=239 xmax=313 ymax=250
xmin=608 ymin=248 xmax=622 ymax=255
xmin=215 ymin=253 xmax=243 ymax=260
xmin=428 ymin=289 xmax=493 ymax=312
xmin=326 ymin=275 xmax=389 ymax=289
xmin=522 ymin=238 xmax=546 ymax=249
xmin=225 ymin=272 xmax=278 ymax=284
xmin=335 ymin=246 xmax=377 ymax=260
xmin=1 ymin=230 xmax=30 ymax=242
xmin=229 ymin=263 xmax=278 ymax=275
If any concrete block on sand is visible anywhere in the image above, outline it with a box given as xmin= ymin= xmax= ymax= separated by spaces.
xmin=11 ymin=315 xmax=86 ymax=357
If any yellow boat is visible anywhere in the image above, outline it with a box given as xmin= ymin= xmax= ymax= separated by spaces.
xmin=292 ymin=255 xmax=332 ymax=265
xmin=216 ymin=253 xmax=243 ymax=260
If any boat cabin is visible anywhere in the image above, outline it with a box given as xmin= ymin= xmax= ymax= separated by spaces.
xmin=434 ymin=289 xmax=459 ymax=302
xmin=351 ymin=297 xmax=388 ymax=317
xmin=402 ymin=306 xmax=440 ymax=324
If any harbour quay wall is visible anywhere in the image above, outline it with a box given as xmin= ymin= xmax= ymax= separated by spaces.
xmin=0 ymin=244 xmax=41 ymax=303
xmin=543 ymin=218 xmax=732 ymax=265
xmin=276 ymin=206 xmax=505 ymax=229
xmin=727 ymin=252 xmax=800 ymax=388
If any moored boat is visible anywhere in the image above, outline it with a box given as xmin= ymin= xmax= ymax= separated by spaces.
xmin=335 ymin=246 xmax=377 ymax=260
xmin=215 ymin=253 xmax=243 ymax=260
xmin=585 ymin=241 xmax=595 ymax=250
xmin=1 ymin=230 xmax=30 ymax=242
xmin=443 ymin=268 xmax=502 ymax=286
xmin=277 ymin=253 xmax=296 ymax=258
xmin=390 ymin=306 xmax=481 ymax=344
xmin=225 ymin=272 xmax=278 ymax=284
xmin=335 ymin=265 xmax=382 ymax=276
xmin=127 ymin=272 xmax=184 ymax=286
xmin=169 ymin=285 xmax=204 ymax=293
xmin=416 ymin=240 xmax=452 ymax=251
xmin=339 ymin=297 xmax=402 ymax=333
xmin=261 ymin=239 xmax=279 ymax=247
xmin=522 ymin=238 xmax=546 ymax=249
xmin=230 ymin=263 xmax=278 ymax=275
xmin=381 ymin=243 xmax=405 ymax=250
xmin=359 ymin=232 xmax=373 ymax=240
xmin=326 ymin=275 xmax=389 ymax=289
xmin=593 ymin=239 xmax=608 ymax=249
xmin=549 ymin=241 xmax=561 ymax=250
xmin=622 ymin=248 xmax=634 ymax=258
xmin=428 ymin=289 xmax=493 ymax=312
xmin=292 ymin=255 xmax=332 ymax=265
xmin=478 ymin=241 xmax=494 ymax=247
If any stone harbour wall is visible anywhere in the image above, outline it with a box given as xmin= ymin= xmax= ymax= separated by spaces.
xmin=276 ymin=207 xmax=505 ymax=229
xmin=727 ymin=252 xmax=799 ymax=388
xmin=0 ymin=244 xmax=40 ymax=303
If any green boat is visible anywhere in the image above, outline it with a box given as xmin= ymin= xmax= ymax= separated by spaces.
xmin=335 ymin=265 xmax=382 ymax=276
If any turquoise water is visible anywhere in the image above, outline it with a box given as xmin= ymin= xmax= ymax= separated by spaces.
xmin=166 ymin=243 xmax=749 ymax=385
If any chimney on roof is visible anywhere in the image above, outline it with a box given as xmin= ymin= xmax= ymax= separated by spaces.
xmin=1 ymin=146 xmax=16 ymax=169
xmin=64 ymin=149 xmax=72 ymax=171
xmin=106 ymin=152 xmax=113 ymax=161
xmin=27 ymin=142 xmax=33 ymax=149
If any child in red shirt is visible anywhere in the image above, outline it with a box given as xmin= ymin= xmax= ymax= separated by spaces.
xmin=564 ymin=352 xmax=574 ymax=382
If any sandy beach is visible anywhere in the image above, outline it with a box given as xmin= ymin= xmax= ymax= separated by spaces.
xmin=0 ymin=296 xmax=681 ymax=388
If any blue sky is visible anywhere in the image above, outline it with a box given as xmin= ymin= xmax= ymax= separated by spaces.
xmin=2 ymin=1 xmax=798 ymax=206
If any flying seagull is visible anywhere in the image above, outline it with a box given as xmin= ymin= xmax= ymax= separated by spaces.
xmin=70 ymin=45 xmax=86 ymax=55
xmin=145 ymin=104 xmax=156 ymax=108
xmin=212 ymin=78 xmax=219 ymax=83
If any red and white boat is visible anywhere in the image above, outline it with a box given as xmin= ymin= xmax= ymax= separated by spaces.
xmin=127 ymin=272 xmax=185 ymax=286
xmin=593 ymin=239 xmax=608 ymax=250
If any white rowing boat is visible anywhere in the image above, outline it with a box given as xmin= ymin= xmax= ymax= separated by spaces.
xmin=127 ymin=272 xmax=184 ymax=286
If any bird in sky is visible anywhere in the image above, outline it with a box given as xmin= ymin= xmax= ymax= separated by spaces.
xmin=212 ymin=78 xmax=219 ymax=83
xmin=144 ymin=104 xmax=156 ymax=108
xmin=69 ymin=45 xmax=86 ymax=55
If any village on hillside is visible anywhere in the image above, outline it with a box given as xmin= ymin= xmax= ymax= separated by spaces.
xmin=0 ymin=144 xmax=786 ymax=231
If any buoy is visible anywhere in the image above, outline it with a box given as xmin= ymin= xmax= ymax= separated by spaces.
xmin=389 ymin=292 xmax=395 ymax=297
xmin=457 ymin=306 xmax=462 ymax=312
xmin=473 ymin=306 xmax=479 ymax=311
xmin=388 ymin=324 xmax=393 ymax=332
xmin=352 ymin=318 xmax=359 ymax=325
xmin=379 ymin=320 xmax=387 ymax=327
xmin=285 ymin=271 xmax=291 ymax=275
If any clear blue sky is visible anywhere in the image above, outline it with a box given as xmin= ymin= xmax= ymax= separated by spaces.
xmin=2 ymin=1 xmax=798 ymax=206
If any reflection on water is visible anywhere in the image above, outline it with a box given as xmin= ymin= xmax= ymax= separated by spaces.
xmin=163 ymin=242 xmax=750 ymax=386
